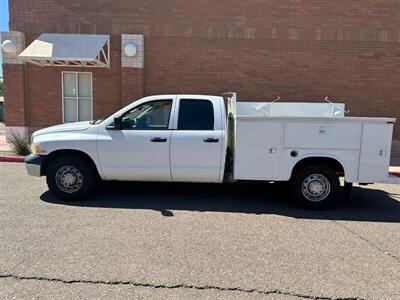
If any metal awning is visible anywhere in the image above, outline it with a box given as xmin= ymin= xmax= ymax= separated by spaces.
xmin=19 ymin=33 xmax=110 ymax=68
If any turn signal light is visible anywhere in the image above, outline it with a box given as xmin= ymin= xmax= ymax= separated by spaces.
xmin=30 ymin=143 xmax=41 ymax=155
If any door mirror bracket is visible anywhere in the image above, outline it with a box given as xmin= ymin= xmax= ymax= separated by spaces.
xmin=107 ymin=115 xmax=123 ymax=130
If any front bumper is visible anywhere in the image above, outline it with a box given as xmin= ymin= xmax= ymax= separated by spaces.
xmin=25 ymin=154 xmax=45 ymax=177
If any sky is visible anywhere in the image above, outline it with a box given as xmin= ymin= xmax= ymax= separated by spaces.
xmin=0 ymin=0 xmax=9 ymax=78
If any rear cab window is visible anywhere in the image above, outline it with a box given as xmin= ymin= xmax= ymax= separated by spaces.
xmin=178 ymin=99 xmax=214 ymax=130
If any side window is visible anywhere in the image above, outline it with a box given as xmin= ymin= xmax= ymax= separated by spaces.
xmin=178 ymin=99 xmax=214 ymax=130
xmin=121 ymin=100 xmax=172 ymax=130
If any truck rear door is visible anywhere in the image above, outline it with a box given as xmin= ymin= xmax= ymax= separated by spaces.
xmin=170 ymin=97 xmax=225 ymax=183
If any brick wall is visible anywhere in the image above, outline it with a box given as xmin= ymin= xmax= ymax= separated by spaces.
xmin=3 ymin=64 xmax=27 ymax=126
xmin=5 ymin=0 xmax=400 ymax=138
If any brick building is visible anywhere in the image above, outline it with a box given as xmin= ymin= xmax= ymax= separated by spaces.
xmin=1 ymin=1 xmax=400 ymax=153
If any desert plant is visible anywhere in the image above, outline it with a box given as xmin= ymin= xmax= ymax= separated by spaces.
xmin=8 ymin=132 xmax=31 ymax=156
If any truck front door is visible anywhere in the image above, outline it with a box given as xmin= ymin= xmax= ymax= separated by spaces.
xmin=97 ymin=98 xmax=173 ymax=181
xmin=170 ymin=97 xmax=224 ymax=183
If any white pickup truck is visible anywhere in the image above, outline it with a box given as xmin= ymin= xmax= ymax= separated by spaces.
xmin=25 ymin=93 xmax=400 ymax=209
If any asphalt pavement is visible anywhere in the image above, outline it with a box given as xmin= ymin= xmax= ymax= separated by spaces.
xmin=0 ymin=163 xmax=399 ymax=299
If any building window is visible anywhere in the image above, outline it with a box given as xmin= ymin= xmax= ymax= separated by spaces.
xmin=62 ymin=72 xmax=93 ymax=123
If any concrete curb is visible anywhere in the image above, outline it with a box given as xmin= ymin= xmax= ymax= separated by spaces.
xmin=0 ymin=156 xmax=25 ymax=163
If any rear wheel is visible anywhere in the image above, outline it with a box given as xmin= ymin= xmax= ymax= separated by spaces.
xmin=290 ymin=164 xmax=340 ymax=209
xmin=46 ymin=156 xmax=97 ymax=201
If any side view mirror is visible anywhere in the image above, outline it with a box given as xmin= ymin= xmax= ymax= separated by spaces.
xmin=107 ymin=115 xmax=123 ymax=130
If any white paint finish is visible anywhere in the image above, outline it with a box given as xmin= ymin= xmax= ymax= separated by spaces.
xmin=170 ymin=130 xmax=223 ymax=182
xmin=234 ymin=120 xmax=283 ymax=180
xmin=27 ymin=95 xmax=399 ymax=186
xmin=282 ymin=149 xmax=360 ymax=182
xmin=170 ymin=96 xmax=226 ymax=183
xmin=121 ymin=34 xmax=144 ymax=68
xmin=19 ymin=33 xmax=110 ymax=68
xmin=236 ymin=115 xmax=395 ymax=123
xmin=33 ymin=122 xmax=91 ymax=137
xmin=33 ymin=125 xmax=102 ymax=174
xmin=233 ymin=117 xmax=393 ymax=183
xmin=96 ymin=95 xmax=176 ymax=181
xmin=284 ymin=122 xmax=362 ymax=150
xmin=97 ymin=129 xmax=172 ymax=181
xmin=358 ymin=123 xmax=393 ymax=182
xmin=0 ymin=31 xmax=25 ymax=64
xmin=236 ymin=102 xmax=346 ymax=117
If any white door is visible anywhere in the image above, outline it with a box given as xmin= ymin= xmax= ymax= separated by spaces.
xmin=234 ymin=120 xmax=283 ymax=180
xmin=62 ymin=72 xmax=92 ymax=123
xmin=358 ymin=123 xmax=393 ymax=182
xmin=97 ymin=99 xmax=173 ymax=181
xmin=170 ymin=98 xmax=224 ymax=183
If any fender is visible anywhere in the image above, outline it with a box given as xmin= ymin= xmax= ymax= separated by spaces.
xmin=286 ymin=153 xmax=349 ymax=182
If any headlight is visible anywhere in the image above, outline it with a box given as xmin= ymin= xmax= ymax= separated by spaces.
xmin=30 ymin=143 xmax=41 ymax=155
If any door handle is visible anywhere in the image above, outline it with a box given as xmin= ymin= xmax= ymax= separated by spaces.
xmin=150 ymin=137 xmax=168 ymax=143
xmin=203 ymin=138 xmax=219 ymax=143
xmin=268 ymin=147 xmax=278 ymax=154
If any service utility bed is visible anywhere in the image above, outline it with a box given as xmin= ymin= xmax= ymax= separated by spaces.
xmin=230 ymin=99 xmax=398 ymax=185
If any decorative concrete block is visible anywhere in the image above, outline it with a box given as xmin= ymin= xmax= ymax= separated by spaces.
xmin=0 ymin=31 xmax=25 ymax=65
xmin=121 ymin=34 xmax=144 ymax=68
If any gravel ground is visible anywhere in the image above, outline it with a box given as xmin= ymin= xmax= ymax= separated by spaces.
xmin=0 ymin=163 xmax=399 ymax=299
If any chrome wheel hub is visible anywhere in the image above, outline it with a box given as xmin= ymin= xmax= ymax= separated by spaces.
xmin=302 ymin=174 xmax=331 ymax=202
xmin=55 ymin=166 xmax=84 ymax=194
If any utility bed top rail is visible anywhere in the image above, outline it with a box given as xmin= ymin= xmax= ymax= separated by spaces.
xmin=236 ymin=102 xmax=346 ymax=118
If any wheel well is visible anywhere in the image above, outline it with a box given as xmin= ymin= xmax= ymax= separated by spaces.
xmin=42 ymin=149 xmax=100 ymax=177
xmin=291 ymin=157 xmax=345 ymax=179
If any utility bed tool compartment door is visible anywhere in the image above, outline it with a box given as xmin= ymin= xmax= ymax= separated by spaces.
xmin=358 ymin=123 xmax=393 ymax=182
xmin=284 ymin=122 xmax=361 ymax=150
xmin=235 ymin=120 xmax=283 ymax=180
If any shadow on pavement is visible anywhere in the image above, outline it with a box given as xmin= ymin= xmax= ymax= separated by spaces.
xmin=41 ymin=181 xmax=400 ymax=223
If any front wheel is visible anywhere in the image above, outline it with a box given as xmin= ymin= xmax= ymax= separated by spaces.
xmin=46 ymin=156 xmax=97 ymax=201
xmin=290 ymin=165 xmax=340 ymax=209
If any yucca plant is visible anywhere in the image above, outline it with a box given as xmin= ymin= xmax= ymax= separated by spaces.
xmin=8 ymin=132 xmax=31 ymax=156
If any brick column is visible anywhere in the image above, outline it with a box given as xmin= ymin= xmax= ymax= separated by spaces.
xmin=1 ymin=31 xmax=28 ymax=138
xmin=120 ymin=34 xmax=145 ymax=106
xmin=121 ymin=68 xmax=144 ymax=106
xmin=3 ymin=64 xmax=27 ymax=129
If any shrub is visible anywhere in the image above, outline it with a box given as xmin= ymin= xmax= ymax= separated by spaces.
xmin=8 ymin=132 xmax=31 ymax=156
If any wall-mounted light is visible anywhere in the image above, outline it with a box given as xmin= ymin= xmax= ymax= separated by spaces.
xmin=123 ymin=42 xmax=137 ymax=57
xmin=1 ymin=40 xmax=17 ymax=54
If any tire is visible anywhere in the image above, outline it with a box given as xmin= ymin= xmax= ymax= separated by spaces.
xmin=290 ymin=164 xmax=340 ymax=210
xmin=46 ymin=155 xmax=97 ymax=201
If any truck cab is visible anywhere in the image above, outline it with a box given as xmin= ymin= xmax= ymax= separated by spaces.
xmin=26 ymin=95 xmax=228 ymax=198
xmin=96 ymin=95 xmax=226 ymax=183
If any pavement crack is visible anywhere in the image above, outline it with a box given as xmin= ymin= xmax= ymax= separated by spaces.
xmin=320 ymin=212 xmax=400 ymax=264
xmin=0 ymin=273 xmax=365 ymax=300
